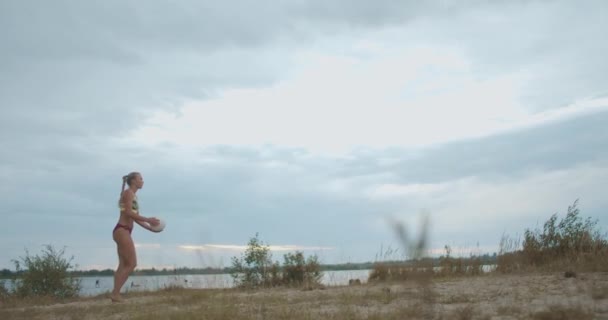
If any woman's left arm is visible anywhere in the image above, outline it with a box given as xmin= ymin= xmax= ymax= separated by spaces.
xmin=135 ymin=220 xmax=153 ymax=231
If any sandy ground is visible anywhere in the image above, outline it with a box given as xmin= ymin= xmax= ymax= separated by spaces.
xmin=1 ymin=272 xmax=608 ymax=319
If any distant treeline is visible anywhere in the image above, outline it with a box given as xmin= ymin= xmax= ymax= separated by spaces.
xmin=0 ymin=254 xmax=497 ymax=278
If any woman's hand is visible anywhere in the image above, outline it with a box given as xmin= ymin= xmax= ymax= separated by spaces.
xmin=134 ymin=218 xmax=159 ymax=232
xmin=147 ymin=217 xmax=161 ymax=226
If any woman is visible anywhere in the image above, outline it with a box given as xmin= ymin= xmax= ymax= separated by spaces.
xmin=111 ymin=172 xmax=160 ymax=302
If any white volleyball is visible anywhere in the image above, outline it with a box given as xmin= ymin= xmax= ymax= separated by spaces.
xmin=149 ymin=219 xmax=166 ymax=232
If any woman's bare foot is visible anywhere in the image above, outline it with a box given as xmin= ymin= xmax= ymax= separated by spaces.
xmin=110 ymin=294 xmax=124 ymax=303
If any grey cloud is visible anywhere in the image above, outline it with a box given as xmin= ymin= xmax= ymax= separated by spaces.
xmin=0 ymin=0 xmax=425 ymax=66
xmin=0 ymin=1 xmax=298 ymax=147
xmin=291 ymin=1 xmax=430 ymax=28
xmin=4 ymin=0 xmax=602 ymax=146
xmin=406 ymin=109 xmax=608 ymax=181
xmin=338 ymin=108 xmax=608 ymax=184
xmin=418 ymin=0 xmax=608 ymax=111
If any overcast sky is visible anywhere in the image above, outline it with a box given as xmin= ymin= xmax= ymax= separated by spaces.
xmin=1 ymin=0 xmax=607 ymax=270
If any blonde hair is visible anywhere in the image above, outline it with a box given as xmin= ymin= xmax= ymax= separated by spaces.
xmin=120 ymin=172 xmax=140 ymax=195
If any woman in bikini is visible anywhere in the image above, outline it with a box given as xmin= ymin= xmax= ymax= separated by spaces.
xmin=111 ymin=172 xmax=160 ymax=302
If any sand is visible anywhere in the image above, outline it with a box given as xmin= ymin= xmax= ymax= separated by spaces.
xmin=1 ymin=272 xmax=607 ymax=319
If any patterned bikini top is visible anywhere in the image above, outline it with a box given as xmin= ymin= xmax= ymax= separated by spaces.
xmin=119 ymin=196 xmax=139 ymax=214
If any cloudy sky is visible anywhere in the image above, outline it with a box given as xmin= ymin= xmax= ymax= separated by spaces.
xmin=1 ymin=0 xmax=607 ymax=270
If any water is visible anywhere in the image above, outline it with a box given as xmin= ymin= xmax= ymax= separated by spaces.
xmin=2 ymin=270 xmax=372 ymax=296
xmin=2 ymin=265 xmax=497 ymax=296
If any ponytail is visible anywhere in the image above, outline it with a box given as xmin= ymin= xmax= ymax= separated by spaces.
xmin=119 ymin=172 xmax=138 ymax=204
xmin=120 ymin=175 xmax=127 ymax=195
xmin=120 ymin=172 xmax=140 ymax=192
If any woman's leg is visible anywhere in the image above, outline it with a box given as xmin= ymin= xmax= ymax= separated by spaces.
xmin=111 ymin=229 xmax=137 ymax=301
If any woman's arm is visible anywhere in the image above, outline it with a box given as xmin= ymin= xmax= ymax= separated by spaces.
xmin=121 ymin=190 xmax=158 ymax=224
xmin=134 ymin=219 xmax=154 ymax=232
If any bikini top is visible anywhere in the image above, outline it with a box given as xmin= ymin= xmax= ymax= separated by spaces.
xmin=119 ymin=195 xmax=139 ymax=214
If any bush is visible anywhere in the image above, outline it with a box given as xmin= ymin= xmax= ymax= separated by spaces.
xmin=437 ymin=245 xmax=484 ymax=277
xmin=231 ymin=233 xmax=323 ymax=288
xmin=523 ymin=200 xmax=607 ymax=268
xmin=231 ymin=233 xmax=274 ymax=288
xmin=368 ymin=245 xmax=487 ymax=282
xmin=368 ymin=262 xmax=390 ymax=281
xmin=11 ymin=245 xmax=81 ymax=298
xmin=498 ymin=200 xmax=608 ymax=272
xmin=282 ymin=251 xmax=322 ymax=286
xmin=496 ymin=233 xmax=523 ymax=273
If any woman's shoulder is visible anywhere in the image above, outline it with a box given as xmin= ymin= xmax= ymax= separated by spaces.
xmin=121 ymin=189 xmax=136 ymax=200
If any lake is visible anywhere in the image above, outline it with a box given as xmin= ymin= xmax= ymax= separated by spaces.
xmin=3 ymin=265 xmax=497 ymax=296
xmin=2 ymin=269 xmax=372 ymax=296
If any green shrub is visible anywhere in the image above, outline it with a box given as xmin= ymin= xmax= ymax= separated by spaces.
xmin=12 ymin=245 xmax=81 ymax=298
xmin=282 ymin=251 xmax=322 ymax=286
xmin=231 ymin=233 xmax=323 ymax=288
xmin=498 ymin=200 xmax=608 ymax=272
xmin=522 ymin=200 xmax=607 ymax=269
xmin=231 ymin=233 xmax=274 ymax=288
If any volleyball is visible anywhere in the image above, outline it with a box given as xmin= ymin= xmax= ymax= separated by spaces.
xmin=149 ymin=218 xmax=166 ymax=233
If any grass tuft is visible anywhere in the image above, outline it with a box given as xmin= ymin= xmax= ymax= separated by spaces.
xmin=530 ymin=304 xmax=594 ymax=320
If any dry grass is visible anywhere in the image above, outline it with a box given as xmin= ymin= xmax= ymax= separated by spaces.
xmin=2 ymin=272 xmax=607 ymax=320
xmin=451 ymin=304 xmax=479 ymax=320
xmin=496 ymin=304 xmax=523 ymax=316
xmin=496 ymin=201 xmax=608 ymax=275
xmin=442 ymin=293 xmax=473 ymax=304
xmin=530 ymin=304 xmax=595 ymax=320
xmin=591 ymin=282 xmax=608 ymax=300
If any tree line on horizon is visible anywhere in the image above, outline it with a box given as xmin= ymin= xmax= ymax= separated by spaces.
xmin=0 ymin=254 xmax=499 ymax=279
